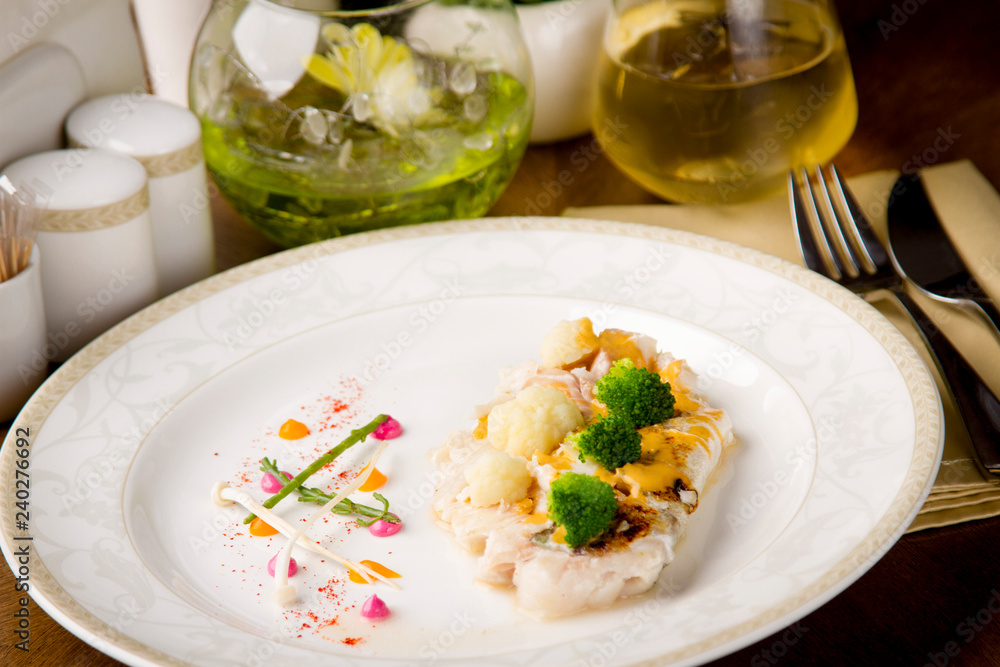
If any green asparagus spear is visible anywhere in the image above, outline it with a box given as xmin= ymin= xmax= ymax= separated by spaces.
xmin=259 ymin=458 xmax=399 ymax=525
xmin=243 ymin=414 xmax=387 ymax=524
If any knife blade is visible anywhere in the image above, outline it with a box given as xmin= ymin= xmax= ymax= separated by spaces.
xmin=886 ymin=173 xmax=1000 ymax=337
xmin=887 ymin=173 xmax=1000 ymax=476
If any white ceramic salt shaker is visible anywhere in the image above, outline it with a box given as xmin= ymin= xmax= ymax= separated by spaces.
xmin=0 ymin=246 xmax=47 ymax=421
xmin=1 ymin=149 xmax=160 ymax=362
xmin=66 ymin=93 xmax=216 ymax=296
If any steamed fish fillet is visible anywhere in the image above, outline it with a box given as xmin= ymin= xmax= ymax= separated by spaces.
xmin=432 ymin=402 xmax=727 ymax=618
xmin=431 ymin=433 xmax=529 ymax=553
xmin=431 ymin=429 xmax=693 ymax=618
xmin=431 ymin=333 xmax=733 ymax=619
xmin=476 ymin=504 xmax=687 ymax=618
xmin=512 ymin=533 xmax=677 ymax=618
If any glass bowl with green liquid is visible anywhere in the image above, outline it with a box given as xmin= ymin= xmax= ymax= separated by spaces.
xmin=190 ymin=0 xmax=533 ymax=247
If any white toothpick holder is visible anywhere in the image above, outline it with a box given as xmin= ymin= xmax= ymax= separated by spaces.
xmin=0 ymin=246 xmax=47 ymax=421
xmin=1 ymin=149 xmax=160 ymax=362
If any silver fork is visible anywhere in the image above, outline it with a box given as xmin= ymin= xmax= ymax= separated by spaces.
xmin=789 ymin=165 xmax=1000 ymax=476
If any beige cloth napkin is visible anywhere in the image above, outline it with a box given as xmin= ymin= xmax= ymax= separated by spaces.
xmin=564 ymin=159 xmax=1000 ymax=533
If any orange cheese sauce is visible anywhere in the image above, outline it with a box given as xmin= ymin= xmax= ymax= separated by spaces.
xmin=683 ymin=419 xmax=722 ymax=451
xmin=599 ymin=423 xmax=713 ymax=495
xmin=622 ymin=426 xmax=695 ymax=492
xmin=523 ymin=513 xmax=550 ymax=525
xmin=660 ymin=360 xmax=702 ymax=413
xmin=595 ymin=467 xmax=618 ymax=487
xmin=534 ymin=452 xmax=574 ymax=470
xmin=473 ymin=415 xmax=489 ymax=439
xmin=512 ymin=498 xmax=534 ymax=514
xmin=589 ymin=402 xmax=610 ymax=419
xmin=547 ymin=384 xmax=575 ymax=401
xmin=596 ymin=329 xmax=650 ymax=369
xmin=672 ymin=393 xmax=702 ymax=415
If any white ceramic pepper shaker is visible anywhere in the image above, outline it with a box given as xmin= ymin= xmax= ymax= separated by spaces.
xmin=66 ymin=93 xmax=216 ymax=296
xmin=1 ymin=149 xmax=160 ymax=362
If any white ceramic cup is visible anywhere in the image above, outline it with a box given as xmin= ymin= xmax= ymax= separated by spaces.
xmin=1 ymin=149 xmax=160 ymax=362
xmin=517 ymin=0 xmax=609 ymax=143
xmin=0 ymin=246 xmax=47 ymax=421
xmin=66 ymin=93 xmax=216 ymax=296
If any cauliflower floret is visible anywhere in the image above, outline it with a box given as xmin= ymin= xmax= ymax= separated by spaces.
xmin=539 ymin=318 xmax=599 ymax=368
xmin=487 ymin=385 xmax=584 ymax=458
xmin=464 ymin=450 xmax=532 ymax=507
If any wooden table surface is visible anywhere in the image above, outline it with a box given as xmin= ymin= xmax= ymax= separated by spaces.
xmin=3 ymin=0 xmax=1000 ymax=664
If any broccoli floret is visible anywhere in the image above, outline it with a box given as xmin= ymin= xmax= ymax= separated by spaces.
xmin=547 ymin=473 xmax=617 ymax=548
xmin=595 ymin=358 xmax=675 ymax=428
xmin=568 ymin=415 xmax=641 ymax=470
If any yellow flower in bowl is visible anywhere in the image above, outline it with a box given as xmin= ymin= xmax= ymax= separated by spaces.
xmin=304 ymin=23 xmax=438 ymax=136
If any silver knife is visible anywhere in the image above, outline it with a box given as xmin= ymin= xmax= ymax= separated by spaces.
xmin=886 ymin=173 xmax=1000 ymax=338
xmin=887 ymin=174 xmax=1000 ymax=476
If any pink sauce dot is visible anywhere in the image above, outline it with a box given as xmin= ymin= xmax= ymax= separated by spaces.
xmin=261 ymin=471 xmax=292 ymax=493
xmin=369 ymin=515 xmax=402 ymax=537
xmin=373 ymin=416 xmax=402 ymax=440
xmin=361 ymin=594 xmax=390 ymax=620
xmin=267 ymin=554 xmax=297 ymax=578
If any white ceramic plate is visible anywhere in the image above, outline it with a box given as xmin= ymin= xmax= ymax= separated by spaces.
xmin=0 ymin=218 xmax=943 ymax=666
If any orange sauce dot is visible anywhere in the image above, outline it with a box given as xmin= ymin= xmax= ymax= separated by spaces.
xmin=348 ymin=560 xmax=401 ymax=584
xmin=279 ymin=419 xmax=310 ymax=440
xmin=358 ymin=467 xmax=387 ymax=492
xmin=473 ymin=415 xmax=489 ymax=440
xmin=249 ymin=517 xmax=279 ymax=536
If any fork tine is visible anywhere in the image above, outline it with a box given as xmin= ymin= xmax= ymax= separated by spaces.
xmin=789 ymin=170 xmax=829 ymax=278
xmin=789 ymin=168 xmax=843 ymax=279
xmin=829 ymin=165 xmax=890 ymax=271
xmin=812 ymin=165 xmax=859 ymax=277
